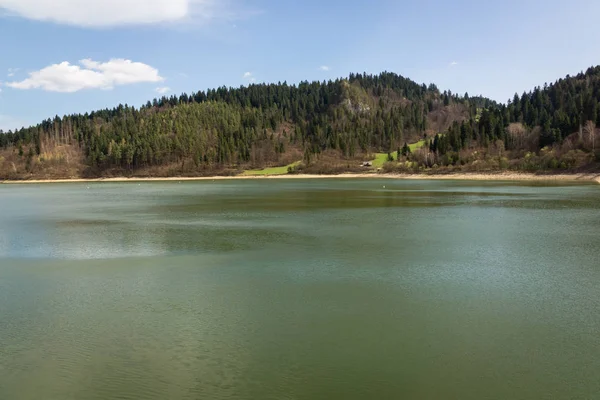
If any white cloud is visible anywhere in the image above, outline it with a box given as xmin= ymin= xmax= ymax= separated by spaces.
xmin=178 ymin=72 xmax=189 ymax=78
xmin=7 ymin=68 xmax=19 ymax=77
xmin=6 ymin=59 xmax=164 ymax=93
xmin=242 ymin=72 xmax=256 ymax=83
xmin=0 ymin=0 xmax=221 ymax=27
xmin=449 ymin=61 xmax=459 ymax=67
xmin=319 ymin=65 xmax=330 ymax=71
xmin=155 ymin=86 xmax=171 ymax=94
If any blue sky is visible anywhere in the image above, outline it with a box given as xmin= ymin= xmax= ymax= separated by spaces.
xmin=1 ymin=0 xmax=599 ymax=131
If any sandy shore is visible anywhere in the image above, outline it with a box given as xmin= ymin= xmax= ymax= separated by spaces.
xmin=2 ymin=172 xmax=599 ymax=184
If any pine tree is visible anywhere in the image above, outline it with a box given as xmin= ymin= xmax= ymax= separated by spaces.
xmin=401 ymin=142 xmax=411 ymax=156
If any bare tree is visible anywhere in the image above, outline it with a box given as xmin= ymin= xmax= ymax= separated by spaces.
xmin=507 ymin=123 xmax=526 ymax=150
xmin=584 ymin=120 xmax=596 ymax=151
xmin=492 ymin=139 xmax=505 ymax=157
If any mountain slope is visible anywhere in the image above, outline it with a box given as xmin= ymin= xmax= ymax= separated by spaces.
xmin=417 ymin=66 xmax=600 ymax=172
xmin=1 ymin=69 xmax=599 ymax=179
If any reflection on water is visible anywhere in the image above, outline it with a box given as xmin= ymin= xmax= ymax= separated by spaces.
xmin=1 ymin=180 xmax=598 ymax=260
xmin=0 ymin=179 xmax=599 ymax=399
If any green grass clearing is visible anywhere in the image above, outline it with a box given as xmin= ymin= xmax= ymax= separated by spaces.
xmin=372 ymin=134 xmax=449 ymax=165
xmin=371 ymin=152 xmax=398 ymax=168
xmin=371 ymin=138 xmax=431 ymax=167
xmin=409 ymin=139 xmax=427 ymax=152
xmin=242 ymin=161 xmax=300 ymax=176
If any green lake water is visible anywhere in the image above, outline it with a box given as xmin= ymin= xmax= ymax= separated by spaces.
xmin=0 ymin=179 xmax=599 ymax=399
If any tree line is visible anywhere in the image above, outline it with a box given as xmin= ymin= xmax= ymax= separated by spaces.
xmin=421 ymin=66 xmax=600 ymax=167
xmin=2 ymin=68 xmax=599 ymax=174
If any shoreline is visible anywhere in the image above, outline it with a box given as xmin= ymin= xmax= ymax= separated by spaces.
xmin=2 ymin=172 xmax=599 ymax=184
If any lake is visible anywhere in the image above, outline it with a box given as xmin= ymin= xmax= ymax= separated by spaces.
xmin=0 ymin=179 xmax=599 ymax=399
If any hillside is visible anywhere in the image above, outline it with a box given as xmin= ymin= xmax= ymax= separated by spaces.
xmin=1 ymin=69 xmax=599 ymax=180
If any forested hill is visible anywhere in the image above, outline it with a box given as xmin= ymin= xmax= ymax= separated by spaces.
xmin=426 ymin=66 xmax=600 ymax=171
xmin=1 ymin=68 xmax=599 ymax=179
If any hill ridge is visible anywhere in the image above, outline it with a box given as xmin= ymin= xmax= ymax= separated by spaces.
xmin=1 ymin=68 xmax=599 ymax=179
